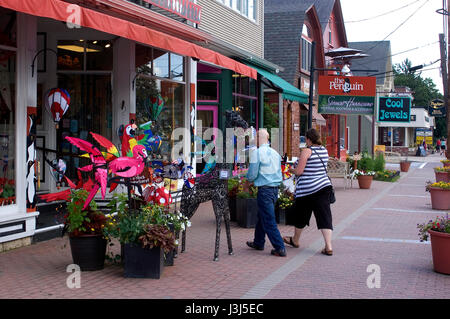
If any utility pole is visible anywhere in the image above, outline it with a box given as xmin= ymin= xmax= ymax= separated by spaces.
xmin=308 ymin=41 xmax=316 ymax=130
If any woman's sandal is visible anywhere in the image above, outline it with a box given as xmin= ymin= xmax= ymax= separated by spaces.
xmin=283 ymin=236 xmax=299 ymax=248
xmin=321 ymin=248 xmax=333 ymax=256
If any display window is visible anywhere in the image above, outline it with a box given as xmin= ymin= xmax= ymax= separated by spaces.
xmin=0 ymin=49 xmax=16 ymax=206
xmin=232 ymin=74 xmax=257 ymax=127
xmin=135 ymin=45 xmax=186 ymax=161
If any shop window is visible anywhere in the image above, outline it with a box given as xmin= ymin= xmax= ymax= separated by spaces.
xmin=135 ymin=76 xmax=185 ymax=161
xmin=153 ymin=50 xmax=169 ymax=78
xmin=57 ymin=40 xmax=113 ymax=71
xmin=86 ymin=40 xmax=113 ymax=71
xmin=0 ymin=9 xmax=16 ymax=47
xmin=137 ymin=45 xmax=184 ymax=81
xmin=57 ymin=40 xmax=84 ymax=71
xmin=170 ymin=53 xmax=184 ymax=81
xmin=198 ymin=81 xmax=218 ymax=102
xmin=232 ymin=73 xmax=257 ymax=128
xmin=57 ymin=74 xmax=112 ymax=180
xmin=234 ymin=96 xmax=257 ymax=128
xmin=0 ymin=49 xmax=16 ymax=206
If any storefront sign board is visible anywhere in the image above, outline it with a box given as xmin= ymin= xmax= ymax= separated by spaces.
xmin=141 ymin=0 xmax=202 ymax=24
xmin=428 ymin=98 xmax=446 ymax=117
xmin=378 ymin=97 xmax=411 ymax=123
xmin=318 ymin=75 xmax=376 ymax=115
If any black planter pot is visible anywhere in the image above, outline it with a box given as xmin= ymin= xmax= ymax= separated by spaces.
xmin=228 ymin=196 xmax=237 ymax=222
xmin=164 ymin=223 xmax=175 ymax=267
xmin=69 ymin=235 xmax=107 ymax=271
xmin=275 ymin=207 xmax=287 ymax=225
xmin=236 ymin=198 xmax=258 ymax=228
xmin=123 ymin=243 xmax=164 ymax=279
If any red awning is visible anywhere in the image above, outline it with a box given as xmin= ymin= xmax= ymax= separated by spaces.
xmin=0 ymin=0 xmax=257 ymax=79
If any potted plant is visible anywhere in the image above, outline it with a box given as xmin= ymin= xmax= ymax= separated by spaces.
xmin=417 ymin=214 xmax=450 ymax=274
xmin=104 ymin=199 xmax=189 ymax=278
xmin=64 ymin=189 xmax=108 ymax=271
xmin=276 ymin=184 xmax=294 ymax=225
xmin=441 ymin=159 xmax=450 ymax=168
xmin=426 ymin=181 xmax=450 ymax=210
xmin=235 ymin=177 xmax=258 ymax=228
xmin=374 ymin=170 xmax=400 ymax=182
xmin=227 ymin=178 xmax=240 ymax=222
xmin=0 ymin=178 xmax=15 ymax=206
xmin=354 ymin=170 xmax=376 ymax=189
xmin=434 ymin=166 xmax=450 ymax=183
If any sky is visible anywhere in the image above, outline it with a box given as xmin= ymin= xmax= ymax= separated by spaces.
xmin=340 ymin=0 xmax=446 ymax=94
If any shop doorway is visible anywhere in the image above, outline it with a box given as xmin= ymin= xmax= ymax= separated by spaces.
xmin=56 ymin=73 xmax=112 ymax=181
xmin=196 ymin=105 xmax=218 ymax=175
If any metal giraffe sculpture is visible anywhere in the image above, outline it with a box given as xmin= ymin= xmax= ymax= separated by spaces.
xmin=180 ymin=110 xmax=249 ymax=261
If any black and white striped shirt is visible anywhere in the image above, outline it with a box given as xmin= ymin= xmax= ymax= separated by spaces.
xmin=295 ymin=146 xmax=331 ymax=198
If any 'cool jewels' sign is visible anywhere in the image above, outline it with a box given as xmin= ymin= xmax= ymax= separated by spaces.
xmin=378 ymin=97 xmax=411 ymax=123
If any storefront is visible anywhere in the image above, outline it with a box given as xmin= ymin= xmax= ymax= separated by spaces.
xmin=0 ymin=0 xmax=257 ymax=247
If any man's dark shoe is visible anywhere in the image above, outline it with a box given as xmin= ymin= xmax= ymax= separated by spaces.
xmin=271 ymin=248 xmax=287 ymax=257
xmin=246 ymin=241 xmax=264 ymax=251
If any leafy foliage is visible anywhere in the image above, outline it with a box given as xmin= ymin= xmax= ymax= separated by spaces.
xmin=373 ymin=153 xmax=386 ymax=172
xmin=139 ymin=224 xmax=177 ymax=253
xmin=277 ymin=184 xmax=294 ymax=209
xmin=236 ymin=177 xmax=258 ymax=199
xmin=417 ymin=214 xmax=450 ymax=242
xmin=65 ymin=189 xmax=106 ymax=237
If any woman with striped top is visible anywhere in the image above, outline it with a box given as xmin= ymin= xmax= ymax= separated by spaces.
xmin=284 ymin=128 xmax=334 ymax=256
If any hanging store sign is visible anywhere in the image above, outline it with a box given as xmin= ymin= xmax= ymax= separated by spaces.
xmin=318 ymin=75 xmax=376 ymax=115
xmin=378 ymin=97 xmax=411 ymax=123
xmin=428 ymin=99 xmax=446 ymax=117
xmin=141 ymin=0 xmax=202 ymax=24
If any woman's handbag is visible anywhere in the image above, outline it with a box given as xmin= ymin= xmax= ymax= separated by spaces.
xmin=311 ymin=148 xmax=336 ymax=204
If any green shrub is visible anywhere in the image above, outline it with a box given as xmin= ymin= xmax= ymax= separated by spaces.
xmin=373 ymin=153 xmax=386 ymax=172
xmin=357 ymin=153 xmax=375 ymax=172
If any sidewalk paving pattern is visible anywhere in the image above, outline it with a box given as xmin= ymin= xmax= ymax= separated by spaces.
xmin=0 ymin=154 xmax=449 ymax=299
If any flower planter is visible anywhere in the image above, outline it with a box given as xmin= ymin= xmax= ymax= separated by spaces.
xmin=275 ymin=207 xmax=287 ymax=225
xmin=400 ymin=161 xmax=411 ymax=172
xmin=429 ymin=187 xmax=450 ymax=210
xmin=443 ymin=161 xmax=450 ymax=168
xmin=429 ymin=230 xmax=450 ymax=275
xmin=435 ymin=171 xmax=450 ymax=183
xmin=164 ymin=223 xmax=175 ymax=267
xmin=123 ymin=243 xmax=164 ymax=279
xmin=236 ymin=198 xmax=258 ymax=228
xmin=69 ymin=234 xmax=107 ymax=271
xmin=228 ymin=196 xmax=237 ymax=222
xmin=357 ymin=175 xmax=373 ymax=189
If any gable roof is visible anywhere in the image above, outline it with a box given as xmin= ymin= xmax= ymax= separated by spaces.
xmin=264 ymin=0 xmax=336 ymax=85
xmin=347 ymin=41 xmax=392 ymax=85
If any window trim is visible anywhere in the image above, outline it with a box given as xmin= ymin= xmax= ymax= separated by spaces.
xmin=215 ymin=0 xmax=258 ymax=23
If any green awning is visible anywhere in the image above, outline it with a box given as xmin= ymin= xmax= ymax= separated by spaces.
xmin=250 ymin=65 xmax=309 ymax=104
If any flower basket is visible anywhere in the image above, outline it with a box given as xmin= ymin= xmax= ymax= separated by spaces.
xmin=400 ymin=161 xmax=411 ymax=172
xmin=429 ymin=230 xmax=450 ymax=275
xmin=357 ymin=175 xmax=373 ymax=189
xmin=429 ymin=187 xmax=450 ymax=210
xmin=123 ymin=243 xmax=164 ymax=279
xmin=69 ymin=234 xmax=107 ymax=271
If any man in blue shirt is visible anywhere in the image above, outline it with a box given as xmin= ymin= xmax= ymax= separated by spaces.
xmin=246 ymin=129 xmax=286 ymax=257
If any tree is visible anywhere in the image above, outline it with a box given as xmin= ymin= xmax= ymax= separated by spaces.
xmin=393 ymin=59 xmax=447 ymax=140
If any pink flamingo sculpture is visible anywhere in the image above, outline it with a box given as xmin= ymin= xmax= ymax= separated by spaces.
xmin=65 ymin=136 xmax=108 ymax=210
xmin=109 ymin=145 xmax=148 ymax=178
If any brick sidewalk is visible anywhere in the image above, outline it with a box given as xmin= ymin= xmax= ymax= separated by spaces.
xmin=0 ymin=157 xmax=449 ymax=299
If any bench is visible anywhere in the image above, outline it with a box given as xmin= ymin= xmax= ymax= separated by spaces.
xmin=383 ymin=151 xmax=402 ymax=163
xmin=327 ymin=158 xmax=353 ymax=189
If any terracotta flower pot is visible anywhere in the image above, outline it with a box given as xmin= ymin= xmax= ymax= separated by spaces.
xmin=400 ymin=161 xmax=411 ymax=172
xmin=429 ymin=230 xmax=450 ymax=275
xmin=435 ymin=171 xmax=450 ymax=183
xmin=357 ymin=175 xmax=373 ymax=189
xmin=429 ymin=187 xmax=450 ymax=210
